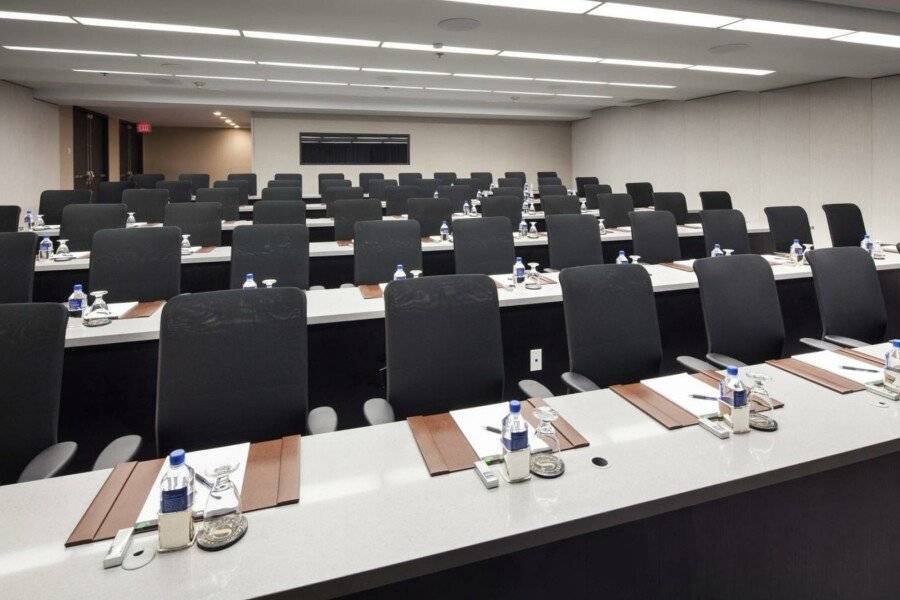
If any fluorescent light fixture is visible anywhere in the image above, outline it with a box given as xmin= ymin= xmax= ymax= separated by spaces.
xmin=350 ymin=83 xmax=423 ymax=89
xmin=3 ymin=46 xmax=136 ymax=56
xmin=723 ymin=18 xmax=852 ymax=39
xmin=499 ymin=50 xmax=600 ymax=63
xmin=557 ymin=93 xmax=613 ymax=98
xmin=233 ymin=125 xmax=240 ymax=128
xmin=361 ymin=67 xmax=451 ymax=76
xmin=442 ymin=0 xmax=601 ymax=15
xmin=589 ymin=3 xmax=739 ymax=28
xmin=219 ymin=115 xmax=228 ymax=119
xmin=213 ymin=111 xmax=222 ymax=116
xmin=0 ymin=11 xmax=75 ymax=23
xmin=493 ymin=90 xmax=554 ymax=96
xmin=425 ymin=87 xmax=491 ymax=93
xmin=833 ymin=31 xmax=900 ymax=49
xmin=381 ymin=42 xmax=499 ymax=55
xmin=689 ymin=65 xmax=774 ymax=76
xmin=602 ymin=58 xmax=690 ymax=69
xmin=258 ymin=61 xmax=359 ymax=71
xmin=74 ymin=17 xmax=240 ymax=36
xmin=267 ymin=79 xmax=348 ymax=86
xmin=607 ymin=81 xmax=676 ymax=88
xmin=140 ymin=54 xmax=255 ymax=65
xmin=174 ymin=74 xmax=265 ymax=81
xmin=72 ymin=69 xmax=172 ymax=76
xmin=454 ymin=73 xmax=533 ymax=80
xmin=536 ymin=77 xmax=607 ymax=85
xmin=243 ymin=30 xmax=379 ymax=47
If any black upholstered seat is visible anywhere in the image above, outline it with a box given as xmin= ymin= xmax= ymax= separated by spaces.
xmin=90 ymin=227 xmax=181 ymax=302
xmin=230 ymin=224 xmax=310 ymax=290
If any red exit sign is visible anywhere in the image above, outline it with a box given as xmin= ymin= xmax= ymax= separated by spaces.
xmin=136 ymin=121 xmax=152 ymax=133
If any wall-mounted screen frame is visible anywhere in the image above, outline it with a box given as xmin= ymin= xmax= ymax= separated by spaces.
xmin=300 ymin=132 xmax=411 ymax=165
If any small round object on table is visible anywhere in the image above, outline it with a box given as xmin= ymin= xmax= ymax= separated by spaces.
xmin=530 ymin=453 xmax=565 ymax=478
xmin=196 ymin=514 xmax=248 ymax=551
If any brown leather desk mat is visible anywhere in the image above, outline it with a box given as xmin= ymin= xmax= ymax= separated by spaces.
xmin=120 ymin=300 xmax=165 ymax=320
xmin=408 ymin=399 xmax=588 ymax=477
xmin=336 ymin=240 xmax=352 ymax=247
xmin=835 ymin=347 xmax=884 ymax=367
xmin=660 ymin=262 xmax=694 ymax=272
xmin=359 ymin=284 xmax=383 ymax=299
xmin=196 ymin=246 xmax=216 ymax=254
xmin=766 ymin=358 xmax=865 ymax=394
xmin=65 ymin=435 xmax=300 ymax=547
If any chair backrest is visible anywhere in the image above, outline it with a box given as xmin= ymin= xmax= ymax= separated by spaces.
xmin=575 ymin=177 xmax=599 ymax=199
xmin=213 ymin=179 xmax=249 ymax=204
xmin=699 ymin=191 xmax=732 ymax=211
xmin=470 ymin=172 xmax=493 ymax=191
xmin=122 ymin=189 xmax=168 ymax=223
xmin=196 ymin=187 xmax=241 ymax=221
xmin=155 ymin=180 xmax=192 ymax=203
xmin=547 ymin=214 xmax=603 ymax=270
xmin=323 ymin=186 xmax=365 ymax=217
xmin=163 ymin=201 xmax=222 ymax=247
xmin=0 ymin=205 xmax=21 ymax=232
xmin=480 ymin=195 xmax=522 ymax=230
xmin=537 ymin=171 xmax=558 ymax=179
xmin=497 ymin=177 xmax=523 ymax=189
xmin=446 ymin=185 xmax=473 ymax=212
xmin=60 ymin=203 xmax=126 ymax=251
xmin=407 ymin=197 xmax=453 ymax=236
xmin=453 ymin=217 xmax=515 ymax=275
xmin=694 ymin=255 xmax=785 ymax=364
xmin=0 ymin=302 xmax=68 ymax=484
xmin=541 ymin=195 xmax=580 ymax=216
xmin=653 ymin=192 xmax=688 ymax=225
xmin=227 ymin=173 xmax=257 ymax=196
xmin=332 ymin=198 xmax=383 ymax=241
xmin=157 ymin=288 xmax=310 ymax=453
xmin=354 ymin=220 xmax=422 ymax=285
xmin=384 ymin=185 xmax=419 ymax=216
xmin=822 ymin=203 xmax=866 ymax=248
xmin=505 ymin=171 xmax=527 ymax=183
xmin=230 ymin=224 xmax=310 ymax=290
xmin=538 ymin=177 xmax=563 ymax=188
xmin=261 ymin=186 xmax=302 ymax=202
xmin=178 ymin=173 xmax=210 ymax=194
xmin=253 ymin=200 xmax=307 ymax=225
xmin=630 ymin=210 xmax=681 ymax=263
xmin=596 ymin=193 xmax=633 ymax=228
xmin=385 ymin=275 xmax=504 ymax=418
xmin=90 ymin=227 xmax=181 ymax=303
xmin=317 ymin=173 xmax=345 ymax=196
xmin=560 ymin=265 xmax=662 ymax=387
xmin=398 ymin=172 xmax=422 ymax=186
xmin=583 ymin=184 xmax=613 ymax=210
xmin=807 ymin=247 xmax=887 ymax=344
xmin=492 ymin=186 xmax=522 ymax=198
xmin=369 ymin=178 xmax=398 ymax=201
xmin=625 ymin=182 xmax=654 ymax=208
xmin=96 ymin=181 xmax=132 ymax=204
xmin=131 ymin=173 xmax=165 ymax=189
xmin=359 ymin=172 xmax=384 ymax=194
xmin=454 ymin=178 xmax=476 ymax=190
xmin=764 ymin=205 xmax=813 ymax=252
xmin=539 ymin=185 xmax=568 ymax=197
xmin=39 ymin=189 xmax=92 ymax=224
xmin=266 ymin=180 xmax=303 ymax=189
xmin=274 ymin=173 xmax=302 ymax=181
xmin=434 ymin=172 xmax=457 ymax=186
xmin=416 ymin=178 xmax=439 ymax=197
xmin=700 ymin=209 xmax=750 ymax=256
xmin=0 ymin=232 xmax=37 ymax=303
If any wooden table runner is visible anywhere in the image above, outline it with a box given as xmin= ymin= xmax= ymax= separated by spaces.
xmin=766 ymin=358 xmax=865 ymax=394
xmin=660 ymin=262 xmax=694 ymax=272
xmin=65 ymin=435 xmax=301 ymax=547
xmin=336 ymin=240 xmax=352 ymax=247
xmin=120 ymin=300 xmax=165 ymax=320
xmin=835 ymin=347 xmax=885 ymax=367
xmin=196 ymin=246 xmax=216 ymax=254
xmin=359 ymin=284 xmax=383 ymax=299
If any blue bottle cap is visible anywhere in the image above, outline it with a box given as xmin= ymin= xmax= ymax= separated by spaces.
xmin=726 ymin=366 xmax=739 ymax=376
xmin=509 ymin=399 xmax=521 ymax=413
xmin=169 ymin=449 xmax=185 ymax=466
xmin=892 ymin=339 xmax=900 ymax=348
xmin=396 ymin=264 xmax=403 ymax=269
xmin=441 ymin=220 xmax=447 ymax=225
xmin=793 ymin=239 xmax=799 ymax=243
xmin=618 ymin=250 xmax=625 ymax=254
xmin=516 ymin=257 xmax=522 ymax=261
xmin=73 ymin=284 xmax=82 ymax=291
xmin=714 ymin=243 xmax=721 ymax=247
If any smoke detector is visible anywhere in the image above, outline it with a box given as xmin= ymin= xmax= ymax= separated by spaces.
xmin=438 ymin=17 xmax=481 ymax=32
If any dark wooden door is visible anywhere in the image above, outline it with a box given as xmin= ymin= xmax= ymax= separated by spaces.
xmin=72 ymin=106 xmax=108 ymax=192
xmin=119 ymin=120 xmax=143 ymax=180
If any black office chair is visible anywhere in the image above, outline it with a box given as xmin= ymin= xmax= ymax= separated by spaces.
xmin=363 ymin=274 xmax=505 ymax=425
xmin=497 ymin=177 xmax=524 ymax=189
xmin=434 ymin=172 xmax=457 ymax=186
xmin=318 ymin=173 xmax=345 ymax=196
xmin=369 ymin=178 xmax=398 ymax=201
xmin=122 ymin=189 xmax=168 ymax=223
xmin=481 ymin=196 xmax=522 ymax=230
xmin=537 ymin=171 xmax=558 ymax=180
xmin=0 ymin=232 xmax=37 ymax=303
xmin=156 ymin=180 xmax=192 ymax=203
xmin=156 ymin=289 xmax=337 ymax=454
xmin=164 ymin=202 xmax=221 ymax=247
xmin=90 ymin=227 xmax=181 ymax=303
xmin=453 ymin=217 xmax=514 ymax=275
xmin=630 ymin=210 xmax=681 ymax=264
xmin=700 ymin=209 xmax=751 ymax=256
xmin=653 ymin=192 xmax=688 ymax=225
xmin=446 ymin=185 xmax=474 ymax=213
xmin=253 ymin=200 xmax=307 ymax=225
xmin=354 ymin=220 xmax=422 ymax=285
xmin=96 ymin=181 xmax=132 ymax=204
xmin=130 ymin=173 xmax=165 ymax=189
xmin=0 ymin=205 xmax=21 ymax=232
xmin=597 ymin=193 xmax=633 ymax=228
xmin=454 ymin=178 xmax=477 ymax=190
xmin=492 ymin=186 xmax=523 ymax=199
xmin=213 ymin=179 xmax=250 ymax=205
xmin=583 ymin=184 xmax=613 ymax=210
xmin=805 ymin=247 xmax=887 ymax=347
xmin=407 ymin=197 xmax=452 ymax=236
xmin=39 ymin=189 xmax=92 ymax=224
xmin=416 ymin=178 xmax=439 ymax=198
xmin=470 ymin=172 xmax=493 ymax=192
xmin=699 ymin=191 xmax=732 ymax=211
xmin=59 ymin=204 xmax=126 ymax=252
xmin=359 ymin=172 xmax=384 ymax=194
xmin=505 ymin=171 xmax=527 ymax=183
xmin=764 ymin=205 xmax=813 ymax=253
xmin=332 ymin=198 xmax=383 ymax=241
xmin=197 ymin=187 xmax=241 ymax=221
xmin=547 ymin=214 xmax=603 ymax=270
xmin=575 ymin=177 xmax=599 ymax=199
xmin=539 ymin=185 xmax=568 ymax=197
xmin=266 ymin=180 xmax=303 ymax=190
xmin=323 ymin=186 xmax=365 ymax=217
xmin=230 ymin=224 xmax=310 ymax=290
xmin=261 ymin=186 xmax=302 ymax=202
xmin=542 ymin=195 xmax=580 ymax=216
xmin=822 ymin=203 xmax=867 ymax=248
xmin=178 ymin=173 xmax=210 ymax=194
xmin=398 ymin=172 xmax=422 ymax=186
xmin=0 ymin=303 xmax=140 ymax=484
xmin=274 ymin=173 xmax=302 ymax=181
xmin=227 ymin=173 xmax=257 ymax=197
xmin=538 ymin=177 xmax=563 ymax=188
xmin=625 ymin=182 xmax=654 ymax=208
xmin=383 ymin=185 xmax=416 ymax=216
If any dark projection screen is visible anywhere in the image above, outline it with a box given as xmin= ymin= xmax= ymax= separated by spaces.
xmin=300 ymin=133 xmax=410 ymax=165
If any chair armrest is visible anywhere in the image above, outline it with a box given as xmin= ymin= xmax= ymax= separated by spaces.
xmin=560 ymin=371 xmax=600 ymax=393
xmin=677 ymin=355 xmax=718 ymax=373
xmin=518 ymin=379 xmax=554 ymax=399
xmin=18 ymin=441 xmax=77 ymax=483
xmin=823 ymin=334 xmax=869 ymax=348
xmin=800 ymin=337 xmax=841 ymax=351
xmin=705 ymin=353 xmax=747 ymax=369
xmin=92 ymin=435 xmax=142 ymax=471
xmin=363 ymin=397 xmax=395 ymax=425
xmin=307 ymin=406 xmax=338 ymax=434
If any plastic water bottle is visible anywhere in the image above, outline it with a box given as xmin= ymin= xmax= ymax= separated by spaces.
xmin=160 ymin=449 xmax=195 ymax=514
xmin=861 ymin=234 xmax=875 ymax=256
xmin=433 ymin=190 xmax=439 ymax=199
xmin=462 ymin=200 xmax=470 ymax=215
xmin=615 ymin=250 xmax=629 ymax=265
xmin=67 ymin=284 xmax=87 ymax=317
xmin=393 ymin=264 xmax=406 ymax=281
xmin=711 ymin=243 xmax=724 ymax=257
xmin=790 ymin=239 xmax=804 ymax=265
xmin=523 ymin=183 xmax=531 ymax=197
xmin=440 ymin=220 xmax=450 ymax=241
xmin=514 ymin=257 xmax=526 ymax=284
xmin=719 ymin=366 xmax=749 ymax=433
xmin=38 ymin=236 xmax=52 ymax=259
xmin=23 ymin=209 xmax=33 ymax=230
xmin=521 ymin=197 xmax=529 ymax=212
xmin=243 ymin=273 xmax=257 ymax=289
xmin=518 ymin=220 xmax=528 ymax=237
xmin=501 ymin=400 xmax=529 ymax=452
xmin=884 ymin=340 xmax=900 ymax=391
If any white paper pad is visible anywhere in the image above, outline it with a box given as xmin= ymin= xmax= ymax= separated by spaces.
xmin=681 ymin=223 xmax=703 ymax=230
xmin=793 ymin=350 xmax=883 ymax=385
xmin=616 ymin=226 xmax=632 ymax=232
xmin=855 ymin=343 xmax=891 ymax=361
xmin=640 ymin=373 xmax=721 ymax=417
xmin=135 ymin=442 xmax=250 ymax=529
xmin=761 ymin=254 xmax=790 ymax=266
xmin=672 ymin=259 xmax=696 ymax=269
xmin=126 ymin=222 xmax=148 ymax=228
xmin=451 ymin=403 xmax=549 ymax=461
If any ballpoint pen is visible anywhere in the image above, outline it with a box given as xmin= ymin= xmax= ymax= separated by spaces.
xmin=690 ymin=394 xmax=719 ymax=401
xmin=483 ymin=425 xmax=501 ymax=434
xmin=841 ymin=365 xmax=880 ymax=373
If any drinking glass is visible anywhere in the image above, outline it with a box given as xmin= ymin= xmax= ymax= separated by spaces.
xmin=802 ymin=243 xmax=814 ymax=265
xmin=629 ymin=255 xmax=641 ymax=264
xmin=181 ymin=234 xmax=192 ymax=255
xmin=83 ymin=291 xmax=111 ymax=327
xmin=598 ymin=219 xmax=607 ymax=234
xmin=34 ymin=214 xmax=45 ymax=229
xmin=533 ymin=406 xmax=561 ymax=454
xmin=724 ymin=248 xmax=734 ymax=256
xmin=197 ymin=463 xmax=247 ymax=550
xmin=55 ymin=239 xmax=70 ymax=256
xmin=410 ymin=269 xmax=422 ymax=278
xmin=525 ymin=262 xmax=542 ymax=290
xmin=261 ymin=279 xmax=277 ymax=289
xmin=528 ymin=222 xmax=539 ymax=238
xmin=126 ymin=212 xmax=136 ymax=225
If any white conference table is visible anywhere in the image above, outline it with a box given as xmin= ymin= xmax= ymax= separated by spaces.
xmin=1 ymin=357 xmax=898 ymax=599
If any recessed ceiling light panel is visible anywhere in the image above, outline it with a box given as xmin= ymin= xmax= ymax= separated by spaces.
xmin=536 ymin=78 xmax=607 ymax=85
xmin=442 ymin=0 xmax=601 ymax=14
xmin=267 ymin=79 xmax=348 ymax=86
xmin=0 ymin=11 xmax=75 ymax=23
xmin=140 ymin=54 xmax=255 ymax=64
xmin=4 ymin=45 xmax=136 ymax=56
xmin=258 ymin=61 xmax=359 ymax=71
xmin=603 ymin=58 xmax=690 ymax=69
xmin=833 ymin=31 xmax=900 ymax=48
xmin=75 ymin=17 xmax=240 ymax=36
xmin=499 ymin=50 xmax=600 ymax=63
xmin=362 ymin=67 xmax=451 ymax=76
xmin=72 ymin=69 xmax=172 ymax=76
xmin=689 ymin=65 xmax=773 ymax=76
xmin=589 ymin=3 xmax=739 ymax=28
xmin=174 ymin=74 xmax=265 ymax=81
xmin=723 ymin=18 xmax=852 ymax=39
xmin=243 ymin=30 xmax=380 ymax=47
xmin=454 ymin=73 xmax=533 ymax=80
xmin=382 ymin=42 xmax=499 ymax=55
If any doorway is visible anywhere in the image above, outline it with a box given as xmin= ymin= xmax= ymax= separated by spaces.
xmin=72 ymin=106 xmax=109 ymax=193
xmin=119 ymin=120 xmax=144 ymax=180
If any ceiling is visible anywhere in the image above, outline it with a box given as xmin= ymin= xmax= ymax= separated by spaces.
xmin=2 ymin=0 xmax=900 ymax=125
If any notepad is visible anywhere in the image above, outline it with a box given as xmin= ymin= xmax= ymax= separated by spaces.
xmin=793 ymin=350 xmax=883 ymax=385
xmin=640 ymin=373 xmax=721 ymax=417
xmin=450 ymin=403 xmax=549 ymax=462
xmin=854 ymin=343 xmax=891 ymax=361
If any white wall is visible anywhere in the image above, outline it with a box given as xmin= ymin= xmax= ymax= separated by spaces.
xmin=252 ymin=113 xmax=572 ymax=198
xmin=0 ymin=81 xmax=61 ymax=215
xmin=572 ymin=76 xmax=900 ymax=247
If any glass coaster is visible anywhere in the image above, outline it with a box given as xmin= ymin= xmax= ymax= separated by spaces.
xmin=530 ymin=453 xmax=564 ymax=478
xmin=196 ymin=514 xmax=248 ymax=551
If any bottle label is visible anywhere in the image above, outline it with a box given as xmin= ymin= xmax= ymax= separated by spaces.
xmin=160 ymin=487 xmax=189 ymax=513
xmin=502 ymin=429 xmax=529 ymax=452
xmin=68 ymin=298 xmax=82 ymax=312
xmin=515 ymin=266 xmax=525 ymax=282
